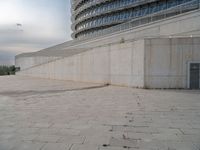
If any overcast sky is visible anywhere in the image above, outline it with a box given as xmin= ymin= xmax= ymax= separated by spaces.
xmin=0 ymin=0 xmax=71 ymax=65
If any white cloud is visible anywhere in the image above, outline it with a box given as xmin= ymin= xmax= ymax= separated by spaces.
xmin=0 ymin=1 xmax=22 ymax=24
xmin=0 ymin=0 xmax=71 ymax=65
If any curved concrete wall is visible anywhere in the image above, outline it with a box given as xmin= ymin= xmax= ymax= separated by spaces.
xmin=71 ymin=0 xmax=195 ymax=39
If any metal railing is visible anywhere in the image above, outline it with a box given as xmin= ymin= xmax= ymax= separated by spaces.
xmin=73 ymin=0 xmax=158 ymax=20
xmin=75 ymin=0 xmax=200 ymax=40
xmin=73 ymin=0 xmax=159 ymax=26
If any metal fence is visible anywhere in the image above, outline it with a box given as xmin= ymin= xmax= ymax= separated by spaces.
xmin=76 ymin=0 xmax=200 ymax=40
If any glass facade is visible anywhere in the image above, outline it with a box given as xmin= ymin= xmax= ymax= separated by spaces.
xmin=71 ymin=0 xmax=196 ymax=39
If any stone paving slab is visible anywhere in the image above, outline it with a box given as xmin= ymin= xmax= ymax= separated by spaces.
xmin=0 ymin=76 xmax=200 ymax=150
xmin=41 ymin=143 xmax=71 ymax=150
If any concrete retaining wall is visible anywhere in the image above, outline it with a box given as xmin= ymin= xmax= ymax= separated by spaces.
xmin=144 ymin=38 xmax=200 ymax=88
xmin=15 ymin=56 xmax=60 ymax=70
xmin=17 ymin=40 xmax=145 ymax=87
xmin=17 ymin=37 xmax=200 ymax=88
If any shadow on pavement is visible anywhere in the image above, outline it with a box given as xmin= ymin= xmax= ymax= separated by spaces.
xmin=0 ymin=84 xmax=110 ymax=97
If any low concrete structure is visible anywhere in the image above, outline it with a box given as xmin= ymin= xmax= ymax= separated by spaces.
xmin=16 ymin=9 xmax=200 ymax=89
xmin=17 ymin=37 xmax=200 ymax=89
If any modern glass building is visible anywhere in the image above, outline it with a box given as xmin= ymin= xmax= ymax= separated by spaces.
xmin=71 ymin=0 xmax=198 ymax=39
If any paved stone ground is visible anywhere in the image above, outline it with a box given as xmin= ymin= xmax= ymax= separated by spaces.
xmin=0 ymin=76 xmax=200 ymax=150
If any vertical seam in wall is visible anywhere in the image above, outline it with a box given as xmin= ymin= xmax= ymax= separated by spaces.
xmin=92 ymin=49 xmax=94 ymax=81
xmin=169 ymin=38 xmax=172 ymax=88
xmin=190 ymin=38 xmax=194 ymax=88
xmin=131 ymin=41 xmax=134 ymax=87
xmin=108 ymin=44 xmax=111 ymax=85
xmin=148 ymin=39 xmax=153 ymax=88
xmin=192 ymin=38 xmax=194 ymax=61
xmin=143 ymin=39 xmax=146 ymax=89
xmin=181 ymin=39 xmax=184 ymax=88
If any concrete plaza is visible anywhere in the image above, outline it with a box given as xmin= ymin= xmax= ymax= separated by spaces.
xmin=0 ymin=76 xmax=200 ymax=150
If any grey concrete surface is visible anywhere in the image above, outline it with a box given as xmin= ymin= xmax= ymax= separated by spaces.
xmin=17 ymin=37 xmax=200 ymax=89
xmin=0 ymin=76 xmax=200 ymax=150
